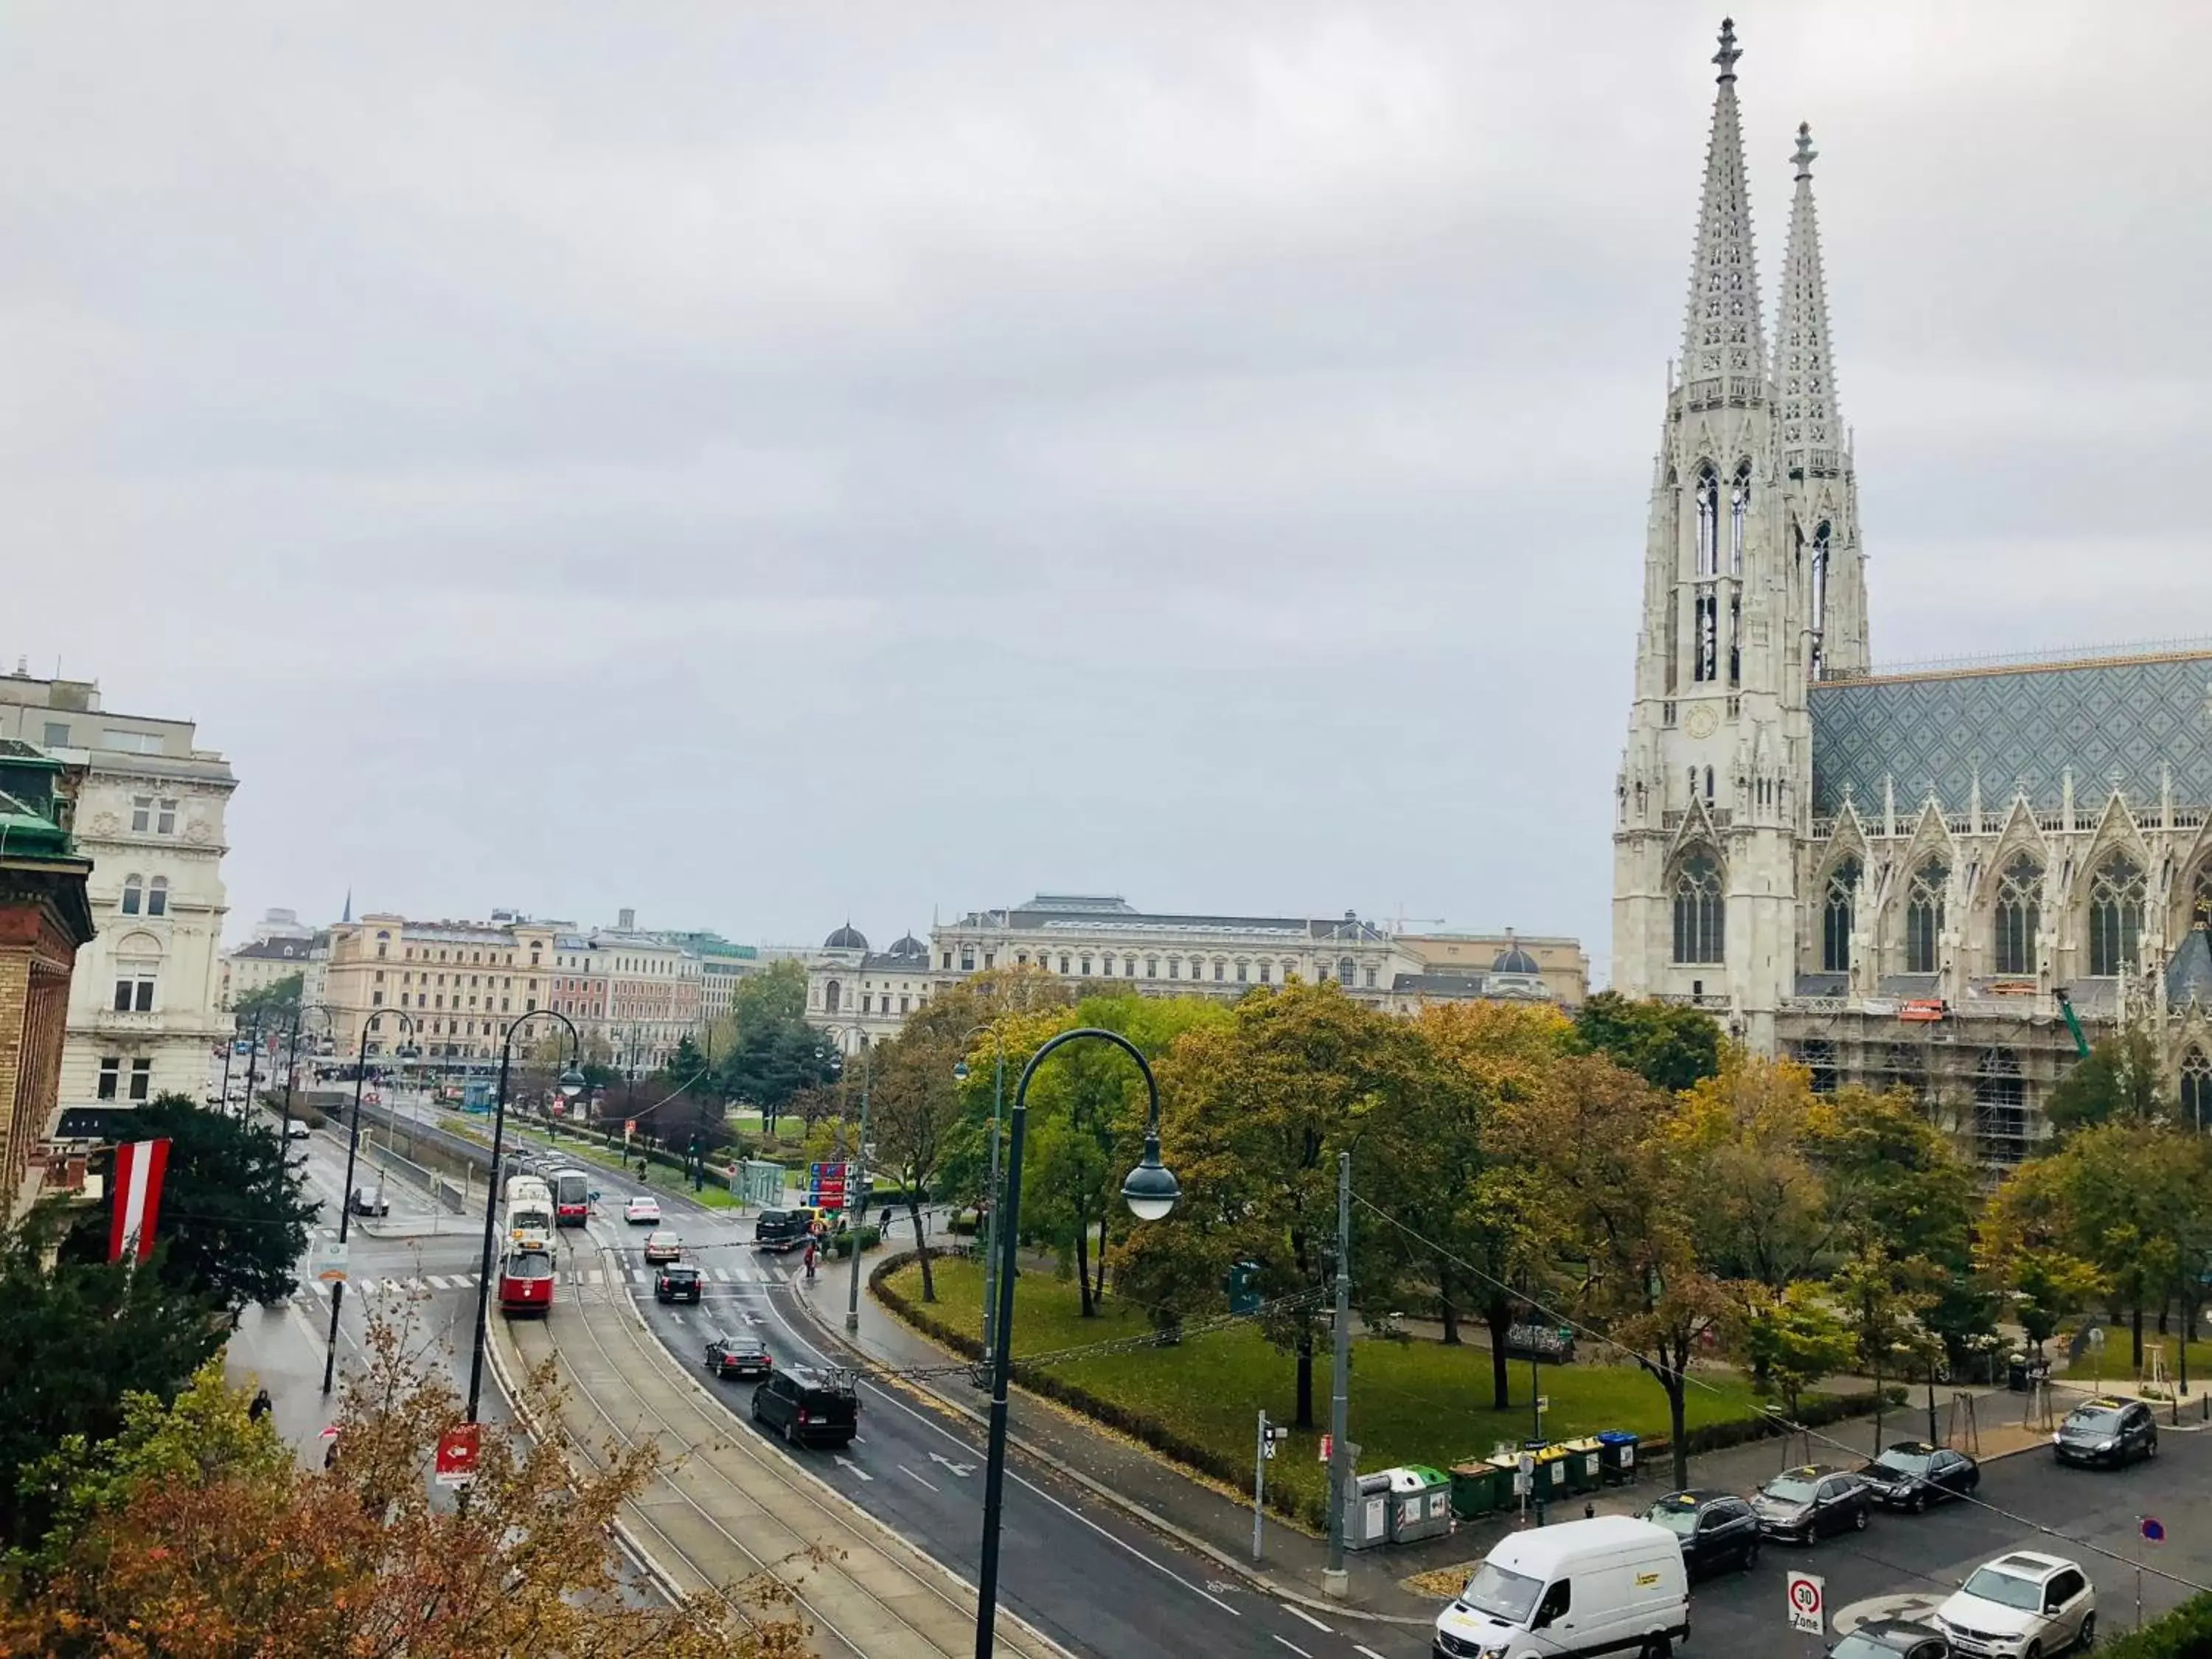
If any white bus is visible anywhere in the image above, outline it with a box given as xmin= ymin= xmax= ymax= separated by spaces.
xmin=504 ymin=1175 xmax=554 ymax=1252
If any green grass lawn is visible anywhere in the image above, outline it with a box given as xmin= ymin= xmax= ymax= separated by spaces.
xmin=886 ymin=1258 xmax=1765 ymax=1522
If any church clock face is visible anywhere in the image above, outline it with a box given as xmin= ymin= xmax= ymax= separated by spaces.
xmin=1685 ymin=704 xmax=1720 ymax=740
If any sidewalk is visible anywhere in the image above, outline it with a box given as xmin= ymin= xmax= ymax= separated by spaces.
xmin=792 ymin=1243 xmax=2101 ymax=1623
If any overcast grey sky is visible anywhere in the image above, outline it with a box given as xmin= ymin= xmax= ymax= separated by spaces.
xmin=7 ymin=2 xmax=2207 ymax=977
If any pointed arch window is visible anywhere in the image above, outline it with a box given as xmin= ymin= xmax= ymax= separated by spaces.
xmin=1992 ymin=855 xmax=2042 ymax=976
xmin=1822 ymin=857 xmax=1860 ymax=973
xmin=2087 ymin=855 xmax=2146 ymax=976
xmin=1694 ymin=463 xmax=1720 ymax=577
xmin=1905 ymin=860 xmax=1948 ymax=975
xmin=2183 ymin=1048 xmax=2211 ymax=1133
xmin=1807 ymin=520 xmax=1832 ymax=680
xmin=1672 ymin=849 xmax=1725 ymax=964
xmin=2191 ymin=861 xmax=2212 ymax=931
xmin=1728 ymin=459 xmax=1750 ymax=575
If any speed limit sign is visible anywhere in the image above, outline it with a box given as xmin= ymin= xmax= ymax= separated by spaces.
xmin=1786 ymin=1571 xmax=1825 ymax=1635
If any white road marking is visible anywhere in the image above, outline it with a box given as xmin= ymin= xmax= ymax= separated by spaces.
xmin=1281 ymin=1605 xmax=1332 ymax=1634
xmin=898 ymin=1464 xmax=939 ymax=1492
xmin=1270 ymin=1638 xmax=1311 ymax=1659
xmin=1354 ymin=1646 xmax=1391 ymax=1659
xmin=928 ymin=1451 xmax=975 ymax=1478
xmin=832 ymin=1454 xmax=873 ymax=1482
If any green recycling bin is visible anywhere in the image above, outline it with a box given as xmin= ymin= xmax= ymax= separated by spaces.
xmin=1531 ymin=1443 xmax=1572 ymax=1500
xmin=1560 ymin=1436 xmax=1604 ymax=1495
xmin=1387 ymin=1466 xmax=1453 ymax=1543
xmin=1449 ymin=1459 xmax=1499 ymax=1519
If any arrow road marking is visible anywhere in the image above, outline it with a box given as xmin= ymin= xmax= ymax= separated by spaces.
xmin=927 ymin=1452 xmax=975 ymax=1478
xmin=832 ymin=1454 xmax=872 ymax=1482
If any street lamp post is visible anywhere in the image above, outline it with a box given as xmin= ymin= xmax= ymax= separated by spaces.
xmin=324 ymin=1010 xmax=418 ymax=1394
xmin=844 ymin=1044 xmax=872 ymax=1333
xmin=465 ymin=1009 xmax=587 ymax=1424
xmin=278 ymin=1001 xmax=335 ymax=1144
xmin=952 ymin=1025 xmax=1009 ymax=1381
xmin=973 ymin=1027 xmax=1178 ymax=1659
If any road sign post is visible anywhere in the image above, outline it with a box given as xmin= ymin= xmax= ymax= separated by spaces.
xmin=311 ymin=1239 xmax=349 ymax=1285
xmin=435 ymin=1423 xmax=481 ymax=1488
xmin=1786 ymin=1571 xmax=1825 ymax=1636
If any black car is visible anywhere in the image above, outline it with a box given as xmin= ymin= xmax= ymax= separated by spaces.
xmin=1642 ymin=1488 xmax=1761 ymax=1576
xmin=753 ymin=1209 xmax=810 ymax=1253
xmin=1750 ymin=1465 xmax=1871 ymax=1544
xmin=751 ymin=1366 xmax=858 ymax=1448
xmin=2053 ymin=1396 xmax=2157 ymax=1467
xmin=1829 ymin=1617 xmax=1950 ymax=1659
xmin=1858 ymin=1441 xmax=1980 ymax=1512
xmin=655 ymin=1264 xmax=703 ymax=1304
xmin=706 ymin=1333 xmax=773 ymax=1381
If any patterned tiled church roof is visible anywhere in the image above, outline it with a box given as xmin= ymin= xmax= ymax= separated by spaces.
xmin=1809 ymin=647 xmax=2212 ymax=815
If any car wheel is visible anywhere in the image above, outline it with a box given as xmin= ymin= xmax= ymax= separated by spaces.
xmin=1639 ymin=1637 xmax=1672 ymax=1659
xmin=2023 ymin=1642 xmax=2042 ymax=1659
xmin=2146 ymin=1436 xmax=2158 ymax=1461
xmin=1851 ymin=1506 xmax=1868 ymax=1531
xmin=782 ymin=1418 xmax=796 ymax=1445
xmin=2079 ymin=1612 xmax=2096 ymax=1650
xmin=1908 ymin=1490 xmax=1927 ymax=1515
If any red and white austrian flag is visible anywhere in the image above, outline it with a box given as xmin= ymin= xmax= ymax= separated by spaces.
xmin=108 ymin=1138 xmax=173 ymax=1263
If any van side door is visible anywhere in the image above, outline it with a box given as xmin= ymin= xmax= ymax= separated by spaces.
xmin=1528 ymin=1579 xmax=1573 ymax=1652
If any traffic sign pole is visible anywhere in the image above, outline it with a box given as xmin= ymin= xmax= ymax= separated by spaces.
xmin=1786 ymin=1571 xmax=1825 ymax=1637
xmin=1253 ymin=1411 xmax=1267 ymax=1562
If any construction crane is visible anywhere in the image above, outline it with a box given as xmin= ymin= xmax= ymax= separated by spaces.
xmin=2052 ymin=988 xmax=2093 ymax=1059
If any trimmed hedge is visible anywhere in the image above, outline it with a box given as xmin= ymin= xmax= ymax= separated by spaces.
xmin=830 ymin=1226 xmax=884 ymax=1259
xmin=872 ymin=1249 xmax=1910 ymax=1529
xmin=2098 ymin=1590 xmax=2212 ymax=1658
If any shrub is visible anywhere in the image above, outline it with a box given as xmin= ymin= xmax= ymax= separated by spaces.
xmin=2098 ymin=1590 xmax=2212 ymax=1658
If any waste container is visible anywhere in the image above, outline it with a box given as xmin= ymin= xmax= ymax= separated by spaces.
xmin=2006 ymin=1352 xmax=2029 ymax=1393
xmin=1487 ymin=1451 xmax=1528 ymax=1511
xmin=1449 ymin=1459 xmax=1500 ymax=1520
xmin=1342 ymin=1472 xmax=1392 ymax=1551
xmin=1385 ymin=1466 xmax=1453 ymax=1543
xmin=1560 ymin=1437 xmax=1604 ymax=1495
xmin=1596 ymin=1430 xmax=1641 ymax=1486
xmin=1529 ymin=1442 xmax=1572 ymax=1502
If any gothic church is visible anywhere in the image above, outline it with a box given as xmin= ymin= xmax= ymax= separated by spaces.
xmin=1612 ymin=21 xmax=2212 ymax=1162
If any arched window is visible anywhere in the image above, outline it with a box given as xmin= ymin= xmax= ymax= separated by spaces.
xmin=824 ymin=980 xmax=841 ymax=1014
xmin=1993 ymin=855 xmax=2042 ymax=976
xmin=1338 ymin=956 xmax=1357 ymax=984
xmin=1974 ymin=1048 xmax=2027 ymax=1164
xmin=1808 ymin=521 xmax=1832 ymax=678
xmin=2183 ymin=1048 xmax=2211 ymax=1132
xmin=1672 ymin=850 xmax=1725 ymax=964
xmin=1728 ymin=459 xmax=1751 ymax=574
xmin=2087 ymin=855 xmax=2146 ymax=976
xmin=1703 ymin=765 xmax=1715 ymax=803
xmin=147 ymin=876 xmax=168 ymax=918
xmin=119 ymin=875 xmax=142 ymax=915
xmin=1905 ymin=861 xmax=1948 ymax=975
xmin=1822 ymin=857 xmax=1860 ymax=973
xmin=1694 ymin=463 xmax=1720 ymax=577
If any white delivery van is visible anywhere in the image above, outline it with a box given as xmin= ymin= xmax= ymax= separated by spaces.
xmin=1433 ymin=1514 xmax=1691 ymax=1658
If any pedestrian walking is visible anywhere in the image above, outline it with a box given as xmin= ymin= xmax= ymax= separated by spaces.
xmin=802 ymin=1240 xmax=817 ymax=1281
xmin=248 ymin=1387 xmax=273 ymax=1423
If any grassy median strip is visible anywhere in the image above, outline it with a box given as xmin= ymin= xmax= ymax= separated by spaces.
xmin=883 ymin=1256 xmax=1770 ymax=1524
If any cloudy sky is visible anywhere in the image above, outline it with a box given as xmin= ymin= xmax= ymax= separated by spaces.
xmin=7 ymin=2 xmax=2207 ymax=977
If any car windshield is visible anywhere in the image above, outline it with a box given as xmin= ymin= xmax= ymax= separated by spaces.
xmin=1961 ymin=1568 xmax=2043 ymax=1612
xmin=1871 ymin=1450 xmax=1933 ymax=1477
xmin=664 ymin=1266 xmax=698 ymax=1279
xmin=1461 ymin=1562 xmax=1543 ymax=1625
xmin=2065 ymin=1407 xmax=2124 ymax=1430
xmin=1762 ymin=1475 xmax=1820 ymax=1503
xmin=1644 ymin=1503 xmax=1700 ymax=1537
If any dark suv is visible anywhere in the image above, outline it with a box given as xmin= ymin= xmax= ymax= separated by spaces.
xmin=753 ymin=1210 xmax=810 ymax=1253
xmin=1643 ymin=1488 xmax=1760 ymax=1576
xmin=655 ymin=1263 xmax=703 ymax=1304
xmin=2054 ymin=1397 xmax=2157 ymax=1467
xmin=752 ymin=1366 xmax=858 ymax=1448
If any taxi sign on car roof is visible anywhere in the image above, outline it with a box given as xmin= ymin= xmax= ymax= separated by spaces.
xmin=2084 ymin=1397 xmax=2128 ymax=1410
xmin=1889 ymin=1441 xmax=1937 ymax=1454
xmin=1661 ymin=1493 xmax=1698 ymax=1507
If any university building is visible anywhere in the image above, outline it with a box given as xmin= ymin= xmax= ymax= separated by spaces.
xmin=1610 ymin=22 xmax=2212 ymax=1161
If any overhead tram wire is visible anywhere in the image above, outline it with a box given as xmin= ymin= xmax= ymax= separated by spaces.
xmin=1346 ymin=1188 xmax=2212 ymax=1600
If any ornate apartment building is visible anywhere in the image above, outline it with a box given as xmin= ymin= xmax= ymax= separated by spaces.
xmin=1612 ymin=23 xmax=2212 ymax=1161
xmin=0 ymin=671 xmax=236 ymax=1112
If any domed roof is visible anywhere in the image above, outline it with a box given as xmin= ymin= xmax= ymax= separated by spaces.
xmin=886 ymin=933 xmax=927 ymax=961
xmin=824 ymin=922 xmax=869 ymax=951
xmin=1492 ymin=942 xmax=1540 ymax=975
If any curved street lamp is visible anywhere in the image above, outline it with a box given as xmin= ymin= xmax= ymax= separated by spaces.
xmin=465 ymin=1007 xmax=587 ymax=1423
xmin=973 ymin=1026 xmax=1176 ymax=1658
xmin=322 ymin=1009 xmax=419 ymax=1394
xmin=952 ymin=1022 xmax=1011 ymax=1373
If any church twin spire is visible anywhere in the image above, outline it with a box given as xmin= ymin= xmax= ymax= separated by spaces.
xmin=1776 ymin=122 xmax=1843 ymax=479
xmin=1680 ymin=18 xmax=1767 ymax=411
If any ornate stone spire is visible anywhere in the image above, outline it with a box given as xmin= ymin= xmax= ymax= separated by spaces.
xmin=1775 ymin=122 xmax=1841 ymax=477
xmin=1680 ymin=18 xmax=1766 ymax=408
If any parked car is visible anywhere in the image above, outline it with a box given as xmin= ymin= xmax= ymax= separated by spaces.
xmin=624 ymin=1195 xmax=662 ymax=1226
xmin=2053 ymin=1396 xmax=2157 ymax=1467
xmin=1641 ymin=1488 xmax=1760 ymax=1576
xmin=1935 ymin=1550 xmax=2096 ymax=1657
xmin=655 ymin=1264 xmax=703 ymax=1304
xmin=1750 ymin=1465 xmax=1870 ymax=1544
xmin=349 ymin=1186 xmax=390 ymax=1217
xmin=641 ymin=1231 xmax=684 ymax=1265
xmin=752 ymin=1209 xmax=810 ymax=1253
xmin=1830 ymin=1618 xmax=1952 ymax=1659
xmin=1858 ymin=1441 xmax=1980 ymax=1512
xmin=1431 ymin=1515 xmax=1690 ymax=1659
xmin=706 ymin=1333 xmax=773 ymax=1380
xmin=751 ymin=1366 xmax=858 ymax=1449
